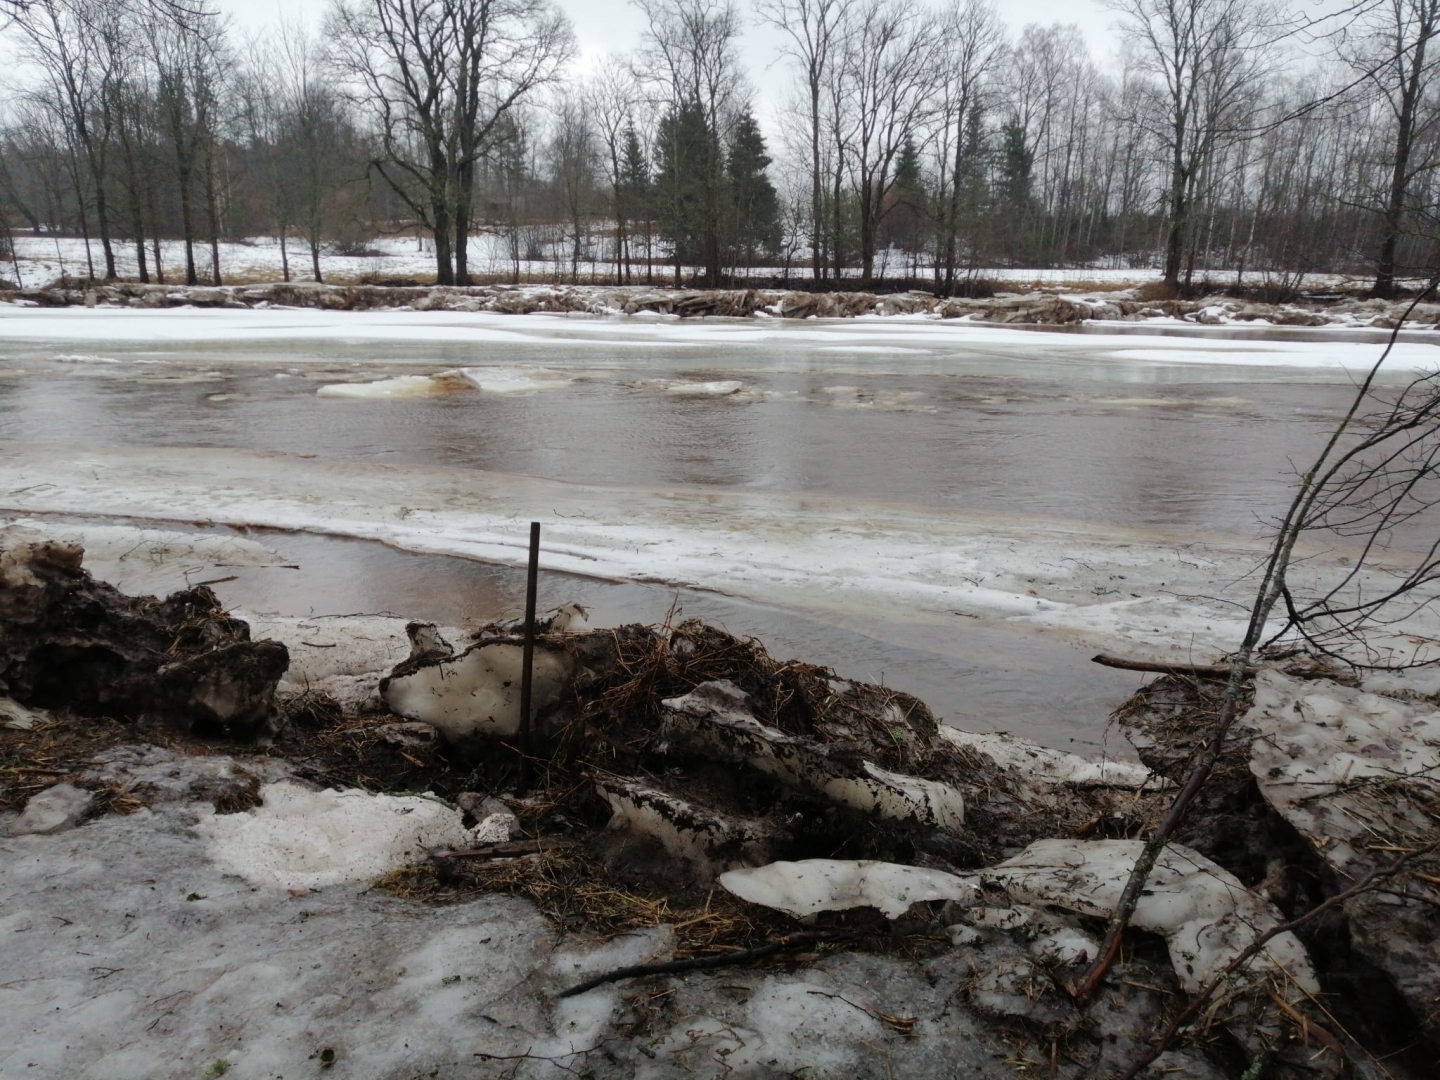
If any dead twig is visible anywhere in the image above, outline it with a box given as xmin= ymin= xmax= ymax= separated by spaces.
xmin=554 ymin=930 xmax=857 ymax=999
xmin=430 ymin=838 xmax=566 ymax=861
xmin=1091 ymin=654 xmax=1231 ymax=677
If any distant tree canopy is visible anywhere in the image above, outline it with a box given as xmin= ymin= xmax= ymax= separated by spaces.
xmin=5 ymin=0 xmax=1440 ymax=294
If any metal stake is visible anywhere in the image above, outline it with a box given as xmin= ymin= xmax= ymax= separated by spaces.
xmin=516 ymin=521 xmax=540 ymax=793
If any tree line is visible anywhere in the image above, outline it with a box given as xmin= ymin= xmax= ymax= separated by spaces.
xmin=2 ymin=0 xmax=1440 ymax=297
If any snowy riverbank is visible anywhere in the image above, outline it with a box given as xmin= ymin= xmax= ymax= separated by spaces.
xmin=6 ymin=276 xmax=1440 ymax=335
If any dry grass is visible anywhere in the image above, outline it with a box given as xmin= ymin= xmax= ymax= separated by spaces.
xmin=374 ymin=846 xmax=795 ymax=956
xmin=0 ymin=711 xmax=146 ymax=814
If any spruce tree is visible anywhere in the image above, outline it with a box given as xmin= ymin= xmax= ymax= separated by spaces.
xmin=725 ymin=109 xmax=781 ymax=274
xmin=652 ymin=102 xmax=717 ymax=284
xmin=618 ymin=124 xmax=651 ymax=283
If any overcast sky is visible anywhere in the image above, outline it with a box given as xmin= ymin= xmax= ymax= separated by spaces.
xmin=215 ymin=0 xmax=1120 ymax=136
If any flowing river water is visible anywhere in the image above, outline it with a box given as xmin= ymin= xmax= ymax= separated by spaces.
xmin=3 ymin=307 xmax=1434 ymax=750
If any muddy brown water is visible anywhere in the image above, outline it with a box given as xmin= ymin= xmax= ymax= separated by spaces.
xmin=1 ymin=320 xmax=1430 ymax=750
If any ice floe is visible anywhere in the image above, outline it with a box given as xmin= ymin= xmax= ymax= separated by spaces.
xmin=987 ymin=838 xmax=1318 ymax=995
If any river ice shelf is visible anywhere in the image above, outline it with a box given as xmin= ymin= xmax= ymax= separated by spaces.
xmin=4 ymin=442 xmax=1437 ymax=663
xmin=2 ymin=304 xmax=1439 ymax=374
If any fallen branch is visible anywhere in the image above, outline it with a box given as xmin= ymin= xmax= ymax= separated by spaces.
xmin=1091 ymin=654 xmax=1231 ymax=677
xmin=554 ymin=930 xmax=856 ymax=999
xmin=430 ymin=838 xmax=566 ymax=862
xmin=1114 ymin=842 xmax=1439 ymax=1080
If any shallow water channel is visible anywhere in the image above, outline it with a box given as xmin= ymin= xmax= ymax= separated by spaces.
xmin=2 ymin=311 xmax=1429 ymax=750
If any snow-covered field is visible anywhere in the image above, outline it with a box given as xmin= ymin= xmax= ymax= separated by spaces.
xmin=10 ymin=233 xmax=1392 ymax=293
xmin=8 ymin=234 xmax=561 ymax=287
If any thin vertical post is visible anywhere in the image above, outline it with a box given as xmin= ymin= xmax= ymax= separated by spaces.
xmin=517 ymin=521 xmax=541 ymax=793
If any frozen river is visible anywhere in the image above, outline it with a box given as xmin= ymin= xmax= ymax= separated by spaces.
xmin=3 ymin=307 xmax=1436 ymax=748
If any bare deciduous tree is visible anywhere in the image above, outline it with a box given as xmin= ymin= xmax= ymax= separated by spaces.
xmin=636 ymin=0 xmax=745 ymax=285
xmin=1107 ymin=0 xmax=1280 ymax=293
xmin=837 ymin=0 xmax=940 ymax=285
xmin=753 ymin=0 xmax=850 ymax=281
xmin=327 ymin=0 xmax=573 ymax=285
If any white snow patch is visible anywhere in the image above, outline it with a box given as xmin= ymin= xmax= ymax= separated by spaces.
xmin=718 ymin=858 xmax=979 ymax=919
xmin=195 ymin=780 xmax=472 ymax=890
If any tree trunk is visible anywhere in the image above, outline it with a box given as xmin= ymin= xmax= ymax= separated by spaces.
xmin=1374 ymin=33 xmax=1428 ymax=298
xmin=810 ymin=80 xmax=823 ymax=282
xmin=433 ymin=197 xmax=454 ymax=286
xmin=1163 ymin=145 xmax=1188 ymax=293
xmin=859 ymin=178 xmax=876 ymax=287
xmin=205 ymin=143 xmax=222 ymax=286
xmin=178 ymin=162 xmax=198 ymax=286
xmin=454 ymin=162 xmax=473 ymax=287
xmin=311 ymin=240 xmax=323 ymax=283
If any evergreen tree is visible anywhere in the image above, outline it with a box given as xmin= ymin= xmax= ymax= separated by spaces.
xmin=652 ymin=102 xmax=719 ymax=283
xmin=617 ymin=124 xmax=651 ymax=284
xmin=998 ymin=121 xmax=1034 ymax=263
xmin=883 ymin=135 xmax=925 ymax=258
xmin=725 ymin=109 xmax=781 ymax=272
xmin=999 ymin=122 xmax=1033 ymax=207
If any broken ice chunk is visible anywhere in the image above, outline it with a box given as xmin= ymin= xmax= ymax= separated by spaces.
xmin=938 ymin=728 xmax=1159 ymax=795
xmin=594 ymin=776 xmax=775 ymax=874
xmin=821 ymin=762 xmax=965 ymax=831
xmin=379 ymin=641 xmax=575 ymax=742
xmin=986 ymin=838 xmax=1318 ymax=996
xmin=718 ymin=858 xmax=980 ymax=920
xmin=660 ymin=681 xmax=965 ymax=832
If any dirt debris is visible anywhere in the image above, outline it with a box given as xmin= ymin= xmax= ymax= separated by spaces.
xmin=7 ymin=532 xmax=1422 ymax=1078
xmin=0 ymin=537 xmax=288 ymax=738
xmin=15 ymin=278 xmax=1440 ymax=330
xmin=1115 ymin=667 xmax=1440 ymax=1076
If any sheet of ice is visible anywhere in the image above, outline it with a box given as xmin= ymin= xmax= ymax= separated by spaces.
xmin=1246 ymin=671 xmax=1440 ymax=873
xmin=2 ymin=304 xmax=1438 ymax=374
xmin=316 ymin=373 xmax=462 ymax=398
xmin=455 ymin=366 xmax=574 ymax=392
xmin=5 ymin=442 xmax=1436 ymax=660
xmin=194 ymin=780 xmax=472 ymax=890
xmin=939 ymin=728 xmax=1159 ymax=793
xmin=0 ymin=518 xmax=290 ymax=597
xmin=652 ymin=378 xmax=744 ymax=396
xmin=987 ymin=838 xmax=1318 ymax=995
xmin=718 ymin=858 xmax=980 ymax=919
